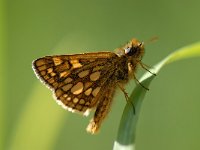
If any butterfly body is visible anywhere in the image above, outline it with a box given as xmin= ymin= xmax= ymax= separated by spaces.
xmin=32 ymin=38 xmax=145 ymax=134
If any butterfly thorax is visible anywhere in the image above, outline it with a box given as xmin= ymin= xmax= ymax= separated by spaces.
xmin=115 ymin=39 xmax=144 ymax=82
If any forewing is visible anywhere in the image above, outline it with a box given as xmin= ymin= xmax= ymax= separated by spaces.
xmin=32 ymin=52 xmax=118 ymax=115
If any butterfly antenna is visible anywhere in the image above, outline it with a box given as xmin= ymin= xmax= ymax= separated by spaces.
xmin=144 ymin=36 xmax=158 ymax=45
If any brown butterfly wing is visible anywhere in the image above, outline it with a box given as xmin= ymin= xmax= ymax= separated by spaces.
xmin=32 ymin=52 xmax=118 ymax=115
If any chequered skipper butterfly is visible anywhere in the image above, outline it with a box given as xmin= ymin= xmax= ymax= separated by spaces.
xmin=32 ymin=38 xmax=154 ymax=134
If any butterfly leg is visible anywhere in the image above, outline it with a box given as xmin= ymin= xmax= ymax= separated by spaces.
xmin=86 ymin=85 xmax=115 ymax=134
xmin=117 ymin=83 xmax=135 ymax=114
xmin=133 ymin=73 xmax=149 ymax=90
xmin=117 ymin=83 xmax=129 ymax=101
xmin=139 ymin=61 xmax=156 ymax=76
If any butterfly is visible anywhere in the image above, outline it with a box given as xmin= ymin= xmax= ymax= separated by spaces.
xmin=32 ymin=38 xmax=154 ymax=134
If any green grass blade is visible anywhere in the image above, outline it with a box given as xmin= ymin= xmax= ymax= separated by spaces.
xmin=113 ymin=42 xmax=200 ymax=150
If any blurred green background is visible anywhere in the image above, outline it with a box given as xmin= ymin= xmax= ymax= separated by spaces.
xmin=1 ymin=0 xmax=200 ymax=150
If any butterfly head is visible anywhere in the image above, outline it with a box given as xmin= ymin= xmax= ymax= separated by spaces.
xmin=124 ymin=39 xmax=144 ymax=60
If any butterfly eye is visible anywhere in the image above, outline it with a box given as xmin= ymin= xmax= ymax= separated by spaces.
xmin=125 ymin=46 xmax=136 ymax=56
xmin=124 ymin=47 xmax=130 ymax=54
